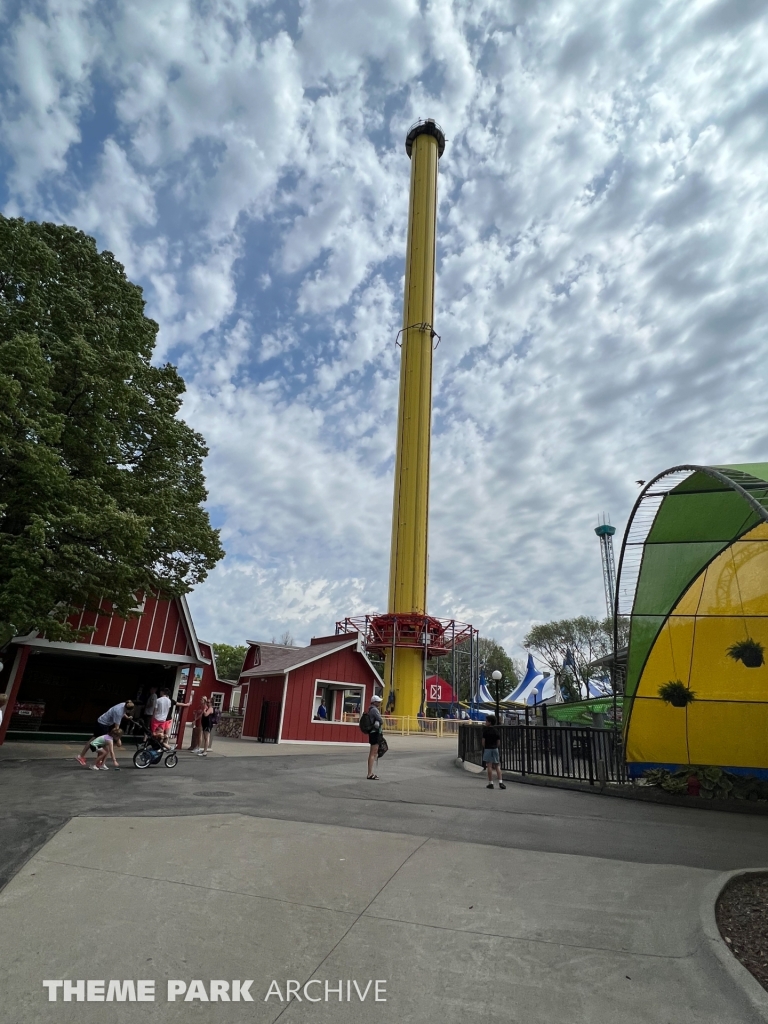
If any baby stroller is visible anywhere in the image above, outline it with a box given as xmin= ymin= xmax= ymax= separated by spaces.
xmin=132 ymin=721 xmax=178 ymax=769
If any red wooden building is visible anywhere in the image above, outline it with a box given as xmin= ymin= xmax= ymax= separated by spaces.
xmin=0 ymin=593 xmax=234 ymax=744
xmin=425 ymin=675 xmax=457 ymax=705
xmin=239 ymin=633 xmax=382 ymax=744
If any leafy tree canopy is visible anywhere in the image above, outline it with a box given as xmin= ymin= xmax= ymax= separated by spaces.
xmin=0 ymin=216 xmax=224 ymax=647
xmin=522 ymin=616 xmax=629 ymax=699
xmin=477 ymin=637 xmax=518 ymax=690
xmin=212 ymin=643 xmax=247 ymax=681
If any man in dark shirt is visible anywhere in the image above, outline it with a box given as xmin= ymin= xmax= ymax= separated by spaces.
xmin=482 ymin=715 xmax=506 ymax=790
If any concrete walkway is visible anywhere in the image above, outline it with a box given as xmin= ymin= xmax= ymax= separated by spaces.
xmin=1 ymin=744 xmax=766 ymax=1023
xmin=0 ymin=813 xmax=761 ymax=1024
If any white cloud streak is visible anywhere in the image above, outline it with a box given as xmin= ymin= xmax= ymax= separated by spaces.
xmin=2 ymin=0 xmax=768 ymax=652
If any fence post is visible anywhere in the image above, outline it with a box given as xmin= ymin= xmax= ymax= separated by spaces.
xmin=562 ymin=726 xmax=573 ymax=774
xmin=586 ymin=728 xmax=594 ymax=786
xmin=521 ymin=723 xmax=527 ymax=776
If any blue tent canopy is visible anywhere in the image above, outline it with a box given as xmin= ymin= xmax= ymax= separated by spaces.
xmin=504 ymin=653 xmax=556 ymax=704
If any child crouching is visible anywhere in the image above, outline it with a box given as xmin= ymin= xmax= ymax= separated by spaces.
xmin=86 ymin=726 xmax=122 ymax=770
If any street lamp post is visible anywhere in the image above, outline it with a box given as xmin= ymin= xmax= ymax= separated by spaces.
xmin=491 ymin=669 xmax=502 ymax=724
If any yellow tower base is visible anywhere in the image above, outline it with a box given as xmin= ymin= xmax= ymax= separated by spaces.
xmin=384 ymin=647 xmax=424 ymax=719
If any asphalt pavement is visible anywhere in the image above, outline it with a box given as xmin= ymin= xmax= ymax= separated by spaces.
xmin=2 ymin=741 xmax=768 ymax=873
xmin=1 ymin=741 xmax=766 ymax=1023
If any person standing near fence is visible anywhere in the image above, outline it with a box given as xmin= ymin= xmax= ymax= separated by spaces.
xmin=366 ymin=694 xmax=384 ymax=780
xmin=188 ymin=696 xmax=205 ymax=752
xmin=198 ymin=697 xmax=214 ymax=756
xmin=482 ymin=715 xmax=506 ymax=790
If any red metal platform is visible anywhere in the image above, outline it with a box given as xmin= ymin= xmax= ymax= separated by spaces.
xmin=335 ymin=613 xmax=475 ymax=659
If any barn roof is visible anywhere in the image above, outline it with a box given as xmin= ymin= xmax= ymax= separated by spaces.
xmin=13 ymin=591 xmax=209 ymax=666
xmin=239 ymin=635 xmax=360 ymax=678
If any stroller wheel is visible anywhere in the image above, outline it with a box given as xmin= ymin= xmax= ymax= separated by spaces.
xmin=133 ymin=748 xmax=153 ymax=769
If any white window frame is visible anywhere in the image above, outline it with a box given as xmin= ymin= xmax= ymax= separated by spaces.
xmin=210 ymin=692 xmax=224 ymax=712
xmin=312 ymin=679 xmax=365 ymax=725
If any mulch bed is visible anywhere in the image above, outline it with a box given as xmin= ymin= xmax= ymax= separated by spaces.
xmin=716 ymin=874 xmax=768 ymax=991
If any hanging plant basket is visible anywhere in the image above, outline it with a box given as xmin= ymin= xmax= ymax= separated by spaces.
xmin=658 ymin=680 xmax=696 ymax=707
xmin=727 ymin=639 xmax=764 ymax=668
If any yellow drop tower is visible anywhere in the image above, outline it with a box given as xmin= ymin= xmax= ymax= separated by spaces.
xmin=384 ymin=119 xmax=446 ymax=717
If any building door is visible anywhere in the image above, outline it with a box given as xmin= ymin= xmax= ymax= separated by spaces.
xmin=257 ymin=700 xmax=281 ymax=743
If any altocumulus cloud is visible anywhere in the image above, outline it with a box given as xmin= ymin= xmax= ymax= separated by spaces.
xmin=2 ymin=0 xmax=768 ymax=651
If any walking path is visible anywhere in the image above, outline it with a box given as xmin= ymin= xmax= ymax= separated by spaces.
xmin=1 ymin=742 xmax=766 ymax=1023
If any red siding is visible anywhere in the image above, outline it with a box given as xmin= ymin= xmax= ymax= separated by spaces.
xmin=104 ymin=612 xmax=123 ymax=648
xmin=0 ymin=645 xmax=31 ymax=745
xmin=122 ymin=615 xmax=136 ymax=647
xmin=281 ymin=648 xmax=374 ymax=744
xmin=173 ymin=621 xmax=188 ymax=656
xmin=79 ymin=608 xmax=100 ymax=639
xmin=62 ymin=593 xmax=195 ymax=657
xmin=241 ymin=677 xmax=285 ymax=738
xmin=242 ymin=643 xmax=260 ymax=672
xmin=179 ymin=642 xmax=233 ymax=708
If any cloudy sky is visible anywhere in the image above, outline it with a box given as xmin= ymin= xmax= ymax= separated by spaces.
xmin=2 ymin=0 xmax=767 ymax=654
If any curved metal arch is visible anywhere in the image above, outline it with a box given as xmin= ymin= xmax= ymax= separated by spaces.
xmin=612 ymin=464 xmax=768 ymax=683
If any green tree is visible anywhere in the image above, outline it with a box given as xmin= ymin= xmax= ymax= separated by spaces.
xmin=479 ymin=639 xmax=519 ymax=718
xmin=522 ymin=616 xmax=629 ymax=699
xmin=0 ymin=216 xmax=224 ymax=647
xmin=478 ymin=638 xmax=517 ymax=690
xmin=212 ymin=644 xmax=247 ymax=681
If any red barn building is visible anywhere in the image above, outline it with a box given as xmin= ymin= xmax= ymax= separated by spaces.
xmin=239 ymin=634 xmax=382 ymax=744
xmin=425 ymin=675 xmax=458 ymax=710
xmin=0 ymin=593 xmax=234 ymax=744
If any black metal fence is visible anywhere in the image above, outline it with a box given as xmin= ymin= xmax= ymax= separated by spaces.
xmin=458 ymin=723 xmax=627 ymax=785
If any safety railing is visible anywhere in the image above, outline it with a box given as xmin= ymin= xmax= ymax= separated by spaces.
xmin=382 ymin=716 xmax=463 ymax=737
xmin=458 ymin=723 xmax=627 ymax=785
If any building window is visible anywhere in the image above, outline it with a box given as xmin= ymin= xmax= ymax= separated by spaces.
xmin=341 ymin=689 xmax=363 ymax=721
xmin=313 ymin=681 xmax=365 ymax=724
xmin=210 ymin=692 xmax=224 ymax=712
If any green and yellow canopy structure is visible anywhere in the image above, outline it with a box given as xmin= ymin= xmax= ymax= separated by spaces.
xmin=617 ymin=464 xmax=768 ymax=779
